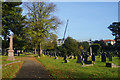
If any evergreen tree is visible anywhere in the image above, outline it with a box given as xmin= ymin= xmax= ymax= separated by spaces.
xmin=108 ymin=22 xmax=120 ymax=51
xmin=2 ymin=2 xmax=26 ymax=54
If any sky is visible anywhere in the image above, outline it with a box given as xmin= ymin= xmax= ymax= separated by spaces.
xmin=21 ymin=2 xmax=118 ymax=41
xmin=53 ymin=2 xmax=118 ymax=41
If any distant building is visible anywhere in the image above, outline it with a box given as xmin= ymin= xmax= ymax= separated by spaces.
xmin=102 ymin=39 xmax=115 ymax=45
xmin=57 ymin=39 xmax=64 ymax=46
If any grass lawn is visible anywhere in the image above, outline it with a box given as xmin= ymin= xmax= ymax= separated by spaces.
xmin=1 ymin=56 xmax=24 ymax=79
xmin=36 ymin=55 xmax=120 ymax=79
xmin=2 ymin=61 xmax=23 ymax=78
xmin=1 ymin=53 xmax=36 ymax=79
xmin=2 ymin=56 xmax=19 ymax=65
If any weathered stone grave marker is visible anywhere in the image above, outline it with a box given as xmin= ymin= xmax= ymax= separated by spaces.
xmin=84 ymin=53 xmax=88 ymax=63
xmin=76 ymin=54 xmax=83 ymax=65
xmin=54 ymin=56 xmax=58 ymax=59
xmin=108 ymin=54 xmax=112 ymax=61
xmin=92 ymin=53 xmax=95 ymax=64
xmin=84 ymin=53 xmax=92 ymax=64
xmin=7 ymin=35 xmax=15 ymax=61
xmin=106 ymin=52 xmax=109 ymax=58
xmin=63 ymin=55 xmax=69 ymax=63
xmin=92 ymin=53 xmax=95 ymax=61
xmin=101 ymin=52 xmax=106 ymax=62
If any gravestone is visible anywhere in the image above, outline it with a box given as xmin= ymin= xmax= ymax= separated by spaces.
xmin=92 ymin=54 xmax=95 ymax=61
xmin=108 ymin=54 xmax=112 ymax=61
xmin=101 ymin=52 xmax=106 ymax=62
xmin=118 ymin=52 xmax=120 ymax=59
xmin=74 ymin=56 xmax=76 ymax=59
xmin=69 ymin=55 xmax=73 ymax=59
xmin=84 ymin=53 xmax=92 ymax=64
xmin=7 ymin=35 xmax=15 ymax=61
xmin=106 ymin=63 xmax=117 ymax=68
xmin=54 ymin=56 xmax=58 ymax=59
xmin=63 ymin=55 xmax=69 ymax=63
xmin=106 ymin=52 xmax=109 ymax=58
xmin=81 ymin=52 xmax=84 ymax=60
xmin=76 ymin=54 xmax=83 ymax=65
xmin=89 ymin=46 xmax=92 ymax=56
xmin=84 ymin=53 xmax=88 ymax=62
xmin=63 ymin=55 xmax=67 ymax=60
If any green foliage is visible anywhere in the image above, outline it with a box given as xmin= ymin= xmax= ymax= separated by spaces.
xmin=40 ymin=53 xmax=45 ymax=57
xmin=64 ymin=37 xmax=79 ymax=56
xmin=91 ymin=43 xmax=101 ymax=55
xmin=108 ymin=22 xmax=120 ymax=51
xmin=77 ymin=41 xmax=89 ymax=52
xmin=108 ymin=22 xmax=120 ymax=38
xmin=24 ymin=2 xmax=61 ymax=55
xmin=2 ymin=2 xmax=26 ymax=54
xmin=42 ymin=34 xmax=57 ymax=51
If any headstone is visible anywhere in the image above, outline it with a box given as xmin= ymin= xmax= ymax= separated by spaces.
xmin=7 ymin=35 xmax=15 ymax=61
xmin=81 ymin=52 xmax=84 ymax=60
xmin=84 ymin=53 xmax=88 ymax=62
xmin=63 ymin=55 xmax=67 ymax=60
xmin=108 ymin=54 xmax=112 ymax=61
xmin=69 ymin=56 xmax=73 ymax=59
xmin=106 ymin=63 xmax=112 ymax=67
xmin=106 ymin=52 xmax=109 ymax=58
xmin=92 ymin=54 xmax=95 ymax=61
xmin=106 ymin=63 xmax=117 ymax=68
xmin=74 ymin=56 xmax=76 ymax=59
xmin=65 ymin=59 xmax=70 ymax=63
xmin=99 ymin=52 xmax=102 ymax=58
xmin=63 ymin=55 xmax=69 ymax=63
xmin=89 ymin=46 xmax=92 ymax=56
xmin=101 ymin=52 xmax=106 ymax=62
xmin=54 ymin=56 xmax=58 ymax=59
xmin=118 ymin=52 xmax=120 ymax=59
xmin=76 ymin=54 xmax=83 ymax=65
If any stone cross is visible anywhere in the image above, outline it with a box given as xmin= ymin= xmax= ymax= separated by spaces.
xmin=89 ymin=47 xmax=92 ymax=56
xmin=7 ymin=35 xmax=15 ymax=61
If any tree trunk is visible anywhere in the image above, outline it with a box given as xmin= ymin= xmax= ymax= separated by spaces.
xmin=38 ymin=42 xmax=42 ymax=58
xmin=2 ymin=35 xmax=7 ymax=55
xmin=40 ymin=42 xmax=42 ymax=55
xmin=34 ymin=48 xmax=36 ymax=54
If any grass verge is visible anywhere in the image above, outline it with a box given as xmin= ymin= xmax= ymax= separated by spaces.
xmin=2 ymin=61 xmax=23 ymax=79
xmin=36 ymin=55 xmax=120 ymax=79
xmin=1 ymin=56 xmax=24 ymax=79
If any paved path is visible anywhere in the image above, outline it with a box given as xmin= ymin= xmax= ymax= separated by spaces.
xmin=14 ymin=56 xmax=51 ymax=79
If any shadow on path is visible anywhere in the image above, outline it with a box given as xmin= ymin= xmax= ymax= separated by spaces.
xmin=13 ymin=56 xmax=51 ymax=79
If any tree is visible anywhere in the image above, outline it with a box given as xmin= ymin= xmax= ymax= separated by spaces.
xmin=91 ymin=43 xmax=101 ymax=55
xmin=108 ymin=22 xmax=120 ymax=51
xmin=79 ymin=45 xmax=84 ymax=52
xmin=77 ymin=41 xmax=89 ymax=52
xmin=25 ymin=2 xmax=61 ymax=57
xmin=63 ymin=37 xmax=79 ymax=57
xmin=2 ymin=2 xmax=26 ymax=55
xmin=42 ymin=33 xmax=57 ymax=51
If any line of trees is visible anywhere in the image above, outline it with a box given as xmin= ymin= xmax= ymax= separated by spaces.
xmin=1 ymin=2 xmax=61 ymax=57
xmin=57 ymin=37 xmax=90 ymax=57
